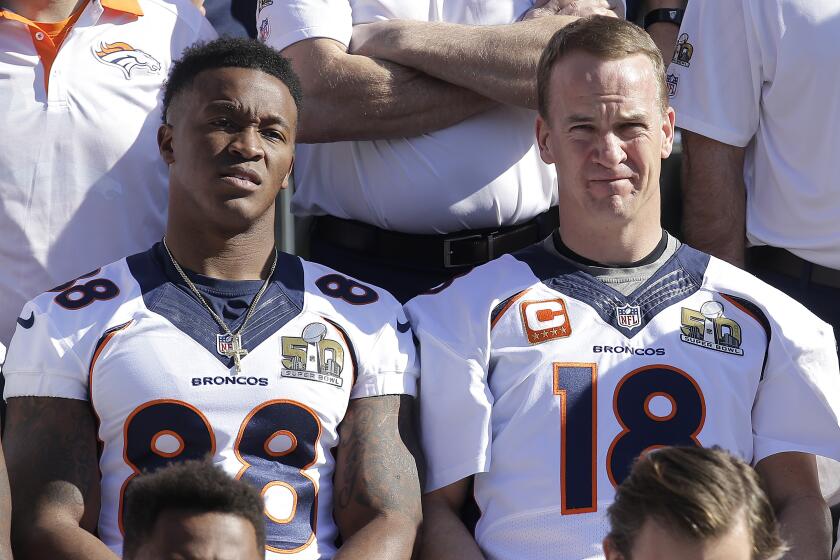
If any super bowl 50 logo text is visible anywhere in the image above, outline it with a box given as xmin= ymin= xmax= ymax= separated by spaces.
xmin=680 ymin=301 xmax=743 ymax=356
xmin=281 ymin=322 xmax=345 ymax=387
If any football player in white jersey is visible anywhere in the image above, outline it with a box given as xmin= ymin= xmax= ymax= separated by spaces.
xmin=405 ymin=16 xmax=840 ymax=560
xmin=2 ymin=38 xmax=421 ymax=560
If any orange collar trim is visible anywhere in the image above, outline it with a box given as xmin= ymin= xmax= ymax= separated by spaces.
xmin=0 ymin=9 xmax=34 ymax=25
xmin=100 ymin=0 xmax=143 ymax=16
xmin=0 ymin=0 xmax=143 ymax=22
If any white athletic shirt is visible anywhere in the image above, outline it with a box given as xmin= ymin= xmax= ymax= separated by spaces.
xmin=4 ymin=244 xmax=418 ymax=559
xmin=259 ymin=0 xmax=562 ymax=234
xmin=405 ymin=239 xmax=840 ymax=560
xmin=668 ymin=0 xmax=840 ymax=269
xmin=0 ymin=0 xmax=216 ymax=347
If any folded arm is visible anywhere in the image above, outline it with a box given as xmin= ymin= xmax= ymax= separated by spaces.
xmin=333 ymin=394 xmax=423 ymax=560
xmin=282 ymin=38 xmax=497 ymax=143
xmin=5 ymin=396 xmax=118 ymax=560
xmin=755 ymin=452 xmax=831 ymax=560
xmin=349 ymin=2 xmax=621 ymax=109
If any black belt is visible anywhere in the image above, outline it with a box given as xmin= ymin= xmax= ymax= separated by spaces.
xmin=748 ymin=246 xmax=840 ymax=290
xmin=312 ymin=208 xmax=559 ymax=268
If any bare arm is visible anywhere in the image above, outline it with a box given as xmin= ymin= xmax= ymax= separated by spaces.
xmin=333 ymin=394 xmax=423 ymax=560
xmin=0 ymin=437 xmax=11 ymax=560
xmin=282 ymin=38 xmax=497 ymax=143
xmin=348 ymin=1 xmax=620 ymax=109
xmin=420 ymin=479 xmax=485 ymax=560
xmin=680 ymin=131 xmax=748 ymax=267
xmin=640 ymin=0 xmax=687 ymax=61
xmin=5 ymin=397 xmax=118 ymax=560
xmin=755 ymin=452 xmax=830 ymax=560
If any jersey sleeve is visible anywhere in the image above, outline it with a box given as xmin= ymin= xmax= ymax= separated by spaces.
xmin=259 ymin=0 xmax=353 ymax=51
xmin=668 ymin=0 xmax=763 ymax=147
xmin=348 ymin=302 xmax=419 ymax=400
xmin=3 ymin=298 xmax=89 ymax=401
xmin=751 ymin=301 xmax=840 ymax=464
xmin=405 ymin=277 xmax=496 ymax=493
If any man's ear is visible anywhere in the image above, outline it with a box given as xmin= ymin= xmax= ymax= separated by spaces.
xmin=660 ymin=106 xmax=676 ymax=159
xmin=158 ymin=123 xmax=175 ymax=165
xmin=536 ymin=114 xmax=556 ymax=165
xmin=603 ymin=536 xmax=625 ymax=560
xmin=281 ymin=155 xmax=295 ymax=189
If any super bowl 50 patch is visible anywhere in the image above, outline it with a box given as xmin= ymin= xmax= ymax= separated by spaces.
xmin=672 ymin=33 xmax=694 ymax=67
xmin=680 ymin=301 xmax=743 ymax=356
xmin=281 ymin=322 xmax=345 ymax=387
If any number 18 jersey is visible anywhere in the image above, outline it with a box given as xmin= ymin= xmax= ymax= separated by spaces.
xmin=405 ymin=239 xmax=840 ymax=560
xmin=4 ymin=243 xmax=418 ymax=559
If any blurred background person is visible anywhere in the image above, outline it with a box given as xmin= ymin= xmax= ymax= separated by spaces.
xmin=259 ymin=0 xmax=627 ymax=303
xmin=671 ymin=0 xmax=840 ymax=539
xmin=674 ymin=0 xmax=840 ymax=334
xmin=0 ymin=0 xmax=215 ymax=359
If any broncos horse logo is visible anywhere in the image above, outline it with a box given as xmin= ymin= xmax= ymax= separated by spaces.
xmin=94 ymin=42 xmax=161 ymax=79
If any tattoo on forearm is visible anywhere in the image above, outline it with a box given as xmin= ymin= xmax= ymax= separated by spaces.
xmin=336 ymin=395 xmax=423 ymax=520
xmin=5 ymin=397 xmax=99 ymax=521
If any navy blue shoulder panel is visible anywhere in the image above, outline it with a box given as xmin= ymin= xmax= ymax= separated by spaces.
xmin=126 ymin=244 xmax=305 ymax=369
xmin=513 ymin=243 xmax=711 ymax=338
xmin=720 ymin=292 xmax=772 ymax=379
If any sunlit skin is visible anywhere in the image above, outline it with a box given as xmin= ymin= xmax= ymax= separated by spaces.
xmin=536 ymin=52 xmax=675 ymax=264
xmin=158 ymin=66 xmax=297 ymax=279
xmin=603 ymin=515 xmax=753 ymax=560
xmin=131 ymin=510 xmax=262 ymax=560
xmin=160 ymin=66 xmax=296 ymax=237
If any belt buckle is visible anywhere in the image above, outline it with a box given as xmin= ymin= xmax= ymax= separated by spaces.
xmin=443 ymin=233 xmax=494 ymax=268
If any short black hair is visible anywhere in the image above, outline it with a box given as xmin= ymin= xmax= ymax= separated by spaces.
xmin=161 ymin=37 xmax=303 ymax=122
xmin=122 ymin=460 xmax=266 ymax=558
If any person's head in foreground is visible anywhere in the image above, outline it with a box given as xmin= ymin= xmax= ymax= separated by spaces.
xmin=122 ymin=460 xmax=266 ymax=560
xmin=536 ymin=15 xmax=675 ymax=262
xmin=603 ymin=446 xmax=787 ymax=560
xmin=159 ymin=37 xmax=302 ymax=239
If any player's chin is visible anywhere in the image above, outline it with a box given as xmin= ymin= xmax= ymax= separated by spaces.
xmin=211 ymin=198 xmax=272 ymax=232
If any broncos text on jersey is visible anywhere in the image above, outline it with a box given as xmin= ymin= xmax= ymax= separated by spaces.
xmin=4 ymin=243 xmax=418 ymax=559
xmin=405 ymin=239 xmax=840 ymax=560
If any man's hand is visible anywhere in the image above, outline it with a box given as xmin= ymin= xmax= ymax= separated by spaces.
xmin=522 ymin=0 xmax=621 ymax=20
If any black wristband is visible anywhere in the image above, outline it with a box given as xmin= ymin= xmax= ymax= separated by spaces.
xmin=643 ymin=8 xmax=684 ymax=30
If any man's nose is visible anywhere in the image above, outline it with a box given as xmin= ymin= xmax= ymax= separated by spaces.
xmin=593 ymin=133 xmax=626 ymax=167
xmin=229 ymin=128 xmax=264 ymax=160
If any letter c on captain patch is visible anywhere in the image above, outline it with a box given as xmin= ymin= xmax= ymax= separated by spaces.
xmin=520 ymin=298 xmax=572 ymax=344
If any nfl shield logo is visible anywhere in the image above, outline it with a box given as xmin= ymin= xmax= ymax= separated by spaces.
xmin=616 ymin=305 xmax=642 ymax=330
xmin=217 ymin=333 xmax=234 ymax=356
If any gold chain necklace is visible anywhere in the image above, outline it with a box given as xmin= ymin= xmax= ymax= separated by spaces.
xmin=162 ymin=237 xmax=278 ymax=374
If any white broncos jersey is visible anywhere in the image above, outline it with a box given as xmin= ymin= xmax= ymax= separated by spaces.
xmin=405 ymin=241 xmax=840 ymax=560
xmin=4 ymin=244 xmax=418 ymax=559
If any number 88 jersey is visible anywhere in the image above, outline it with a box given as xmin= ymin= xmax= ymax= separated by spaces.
xmin=405 ymin=239 xmax=840 ymax=560
xmin=3 ymin=243 xmax=418 ymax=559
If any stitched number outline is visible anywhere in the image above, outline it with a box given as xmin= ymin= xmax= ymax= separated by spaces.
xmin=121 ymin=399 xmax=321 ymax=552
xmin=554 ymin=363 xmax=705 ymax=514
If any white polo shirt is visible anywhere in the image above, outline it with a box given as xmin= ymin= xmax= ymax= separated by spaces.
xmin=669 ymin=0 xmax=840 ymax=269
xmin=0 ymin=0 xmax=216 ymax=346
xmin=260 ymin=0 xmax=567 ymax=234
